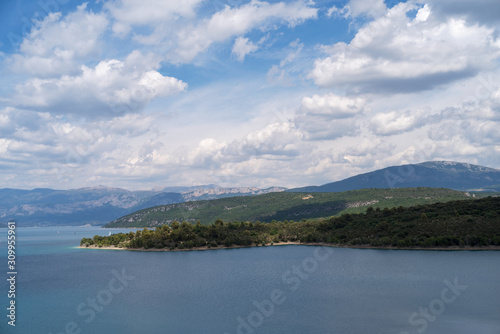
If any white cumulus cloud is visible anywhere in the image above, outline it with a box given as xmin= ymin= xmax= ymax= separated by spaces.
xmin=7 ymin=3 xmax=108 ymax=77
xmin=329 ymin=0 xmax=387 ymax=19
xmin=300 ymin=94 xmax=366 ymax=118
xmin=11 ymin=51 xmax=187 ymax=116
xmin=105 ymin=0 xmax=203 ymax=36
xmin=370 ymin=109 xmax=429 ymax=136
xmin=171 ymin=0 xmax=317 ymax=63
xmin=311 ymin=2 xmax=500 ymax=93
xmin=293 ymin=94 xmax=366 ymax=140
xmin=232 ymin=37 xmax=259 ymax=62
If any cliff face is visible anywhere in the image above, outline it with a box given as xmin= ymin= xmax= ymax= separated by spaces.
xmin=181 ymin=186 xmax=286 ymax=201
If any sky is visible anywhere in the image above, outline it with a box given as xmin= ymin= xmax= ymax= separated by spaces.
xmin=0 ymin=0 xmax=499 ymax=190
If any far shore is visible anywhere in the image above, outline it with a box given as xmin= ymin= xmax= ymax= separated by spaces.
xmin=77 ymin=242 xmax=500 ymax=252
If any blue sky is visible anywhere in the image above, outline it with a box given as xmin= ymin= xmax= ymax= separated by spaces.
xmin=1 ymin=0 xmax=499 ymax=190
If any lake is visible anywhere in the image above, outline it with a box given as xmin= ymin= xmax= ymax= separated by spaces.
xmin=1 ymin=226 xmax=499 ymax=334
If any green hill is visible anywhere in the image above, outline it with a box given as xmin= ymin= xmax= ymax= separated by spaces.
xmin=84 ymin=197 xmax=500 ymax=250
xmin=104 ymin=187 xmax=471 ymax=228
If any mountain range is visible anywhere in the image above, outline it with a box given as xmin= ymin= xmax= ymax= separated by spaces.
xmin=289 ymin=161 xmax=500 ymax=193
xmin=0 ymin=185 xmax=285 ymax=226
xmin=1 ymin=161 xmax=499 ymax=226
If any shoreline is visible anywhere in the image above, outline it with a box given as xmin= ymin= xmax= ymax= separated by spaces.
xmin=77 ymin=242 xmax=500 ymax=252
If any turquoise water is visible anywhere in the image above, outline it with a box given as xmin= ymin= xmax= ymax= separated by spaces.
xmin=1 ymin=226 xmax=499 ymax=334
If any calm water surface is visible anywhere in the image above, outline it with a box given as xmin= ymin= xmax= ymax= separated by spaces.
xmin=0 ymin=226 xmax=499 ymax=334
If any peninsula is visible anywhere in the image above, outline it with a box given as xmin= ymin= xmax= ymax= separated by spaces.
xmin=81 ymin=197 xmax=500 ymax=251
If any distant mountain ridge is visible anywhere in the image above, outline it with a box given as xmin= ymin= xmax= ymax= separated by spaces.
xmin=0 ymin=185 xmax=285 ymax=226
xmin=289 ymin=161 xmax=500 ymax=193
xmin=2 ymin=161 xmax=498 ymax=226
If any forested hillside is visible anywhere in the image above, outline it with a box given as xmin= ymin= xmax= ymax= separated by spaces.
xmin=105 ymin=187 xmax=470 ymax=228
xmin=84 ymin=197 xmax=500 ymax=250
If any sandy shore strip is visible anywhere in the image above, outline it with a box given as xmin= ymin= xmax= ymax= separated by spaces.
xmin=76 ymin=245 xmax=127 ymax=250
xmin=77 ymin=242 xmax=500 ymax=252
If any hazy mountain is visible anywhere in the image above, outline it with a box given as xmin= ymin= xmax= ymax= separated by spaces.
xmin=0 ymin=185 xmax=285 ymax=226
xmin=0 ymin=187 xmax=174 ymax=226
xmin=289 ymin=161 xmax=500 ymax=193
